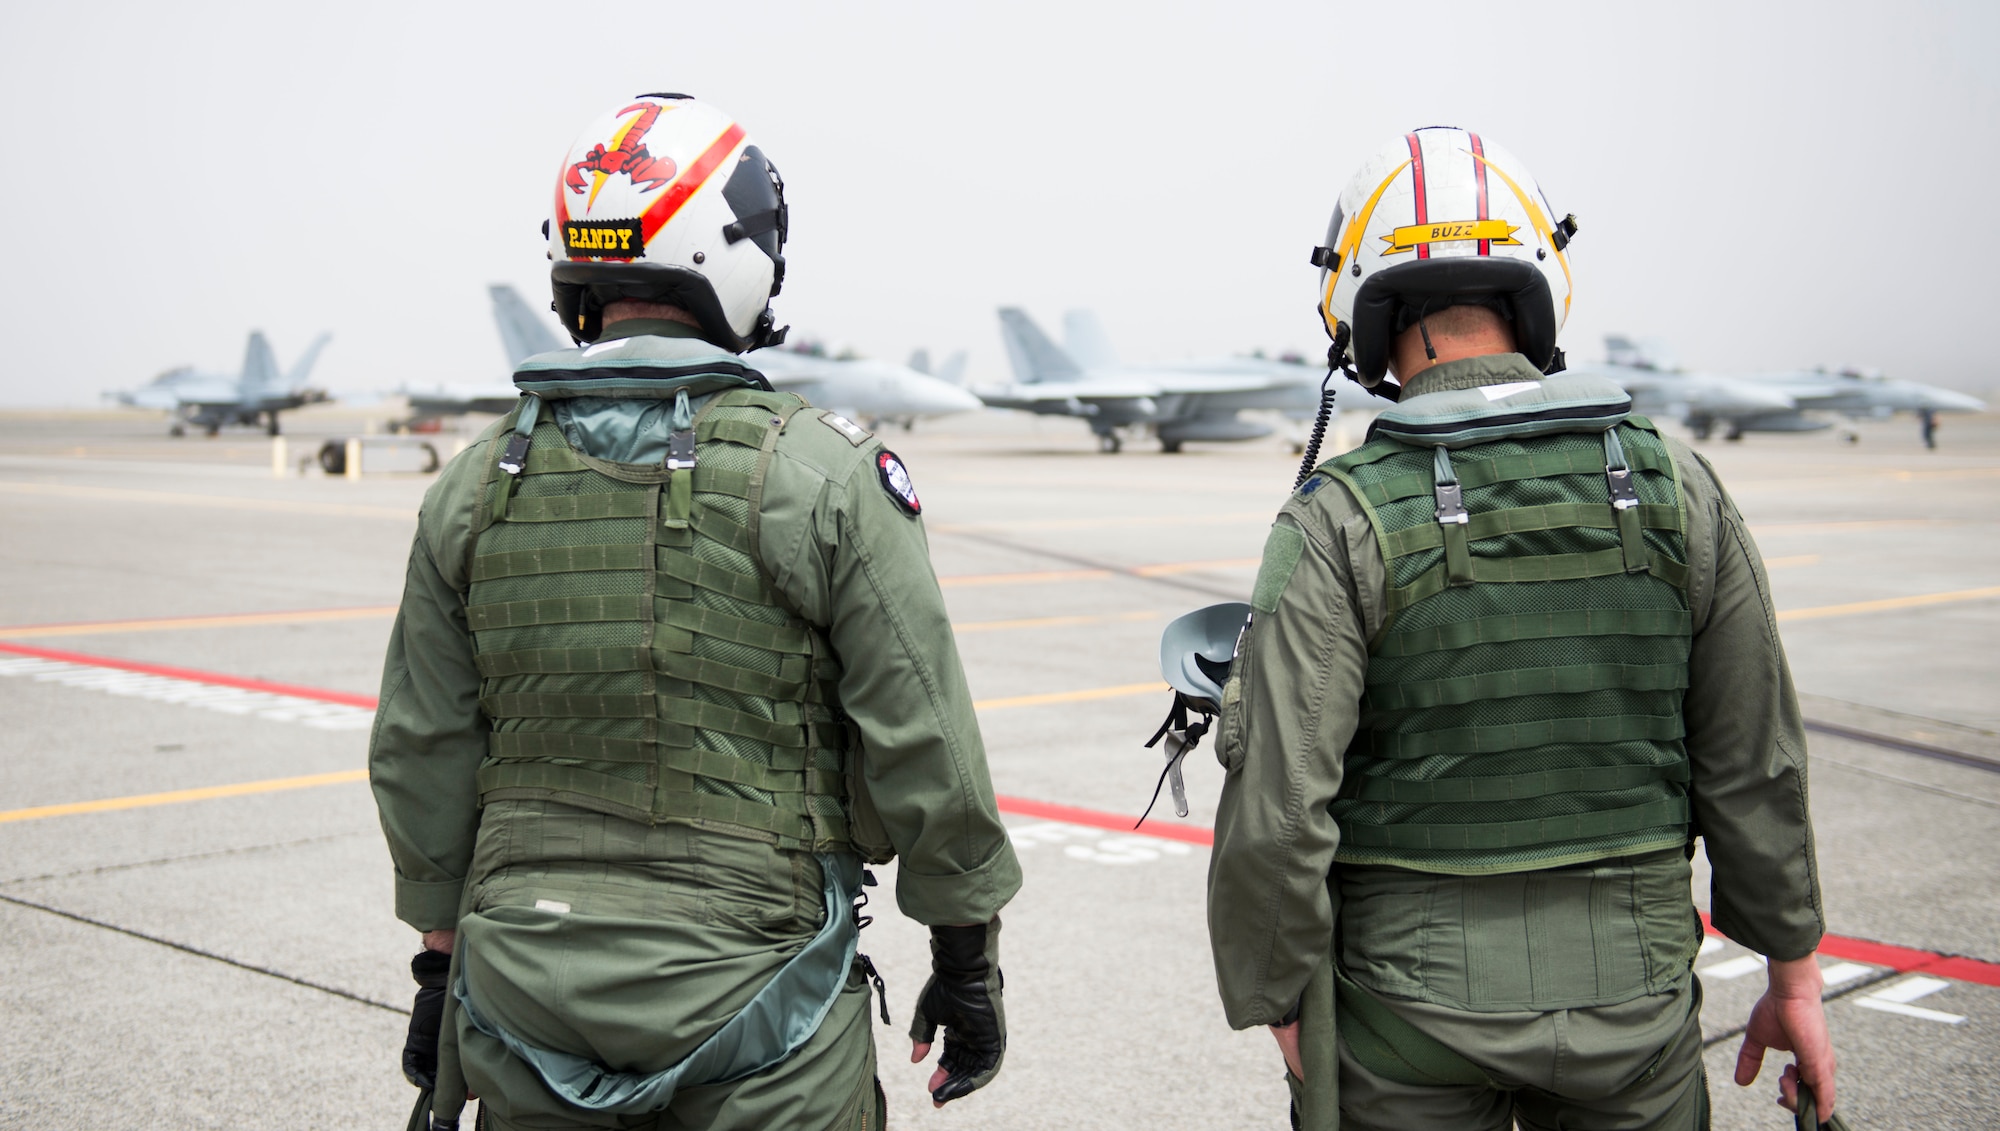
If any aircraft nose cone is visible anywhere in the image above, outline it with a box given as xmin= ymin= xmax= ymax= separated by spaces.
xmin=1930 ymin=388 xmax=1988 ymax=412
xmin=928 ymin=382 xmax=984 ymax=415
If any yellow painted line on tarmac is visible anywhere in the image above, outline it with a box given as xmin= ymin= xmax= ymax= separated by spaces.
xmin=0 ymin=481 xmax=416 ymax=520
xmin=1750 ymin=519 xmax=1953 ymax=537
xmin=1 ymin=679 xmax=1172 ymax=823
xmin=0 ymin=606 xmax=399 ymax=639
xmin=0 ymin=769 xmax=369 ymax=825
xmin=1778 ymin=586 xmax=2000 ymax=623
xmin=952 ymin=611 xmax=1159 ymax=634
xmin=1762 ymin=555 xmax=1821 ymax=570
xmin=932 ymin=511 xmax=1272 ymax=534
xmin=1133 ymin=557 xmax=1261 ymax=577
xmin=938 ymin=568 xmax=1113 ymax=588
xmin=973 ymin=681 xmax=1167 ymax=712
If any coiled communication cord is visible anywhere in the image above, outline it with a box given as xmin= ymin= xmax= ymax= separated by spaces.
xmin=1294 ymin=336 xmax=1353 ymax=489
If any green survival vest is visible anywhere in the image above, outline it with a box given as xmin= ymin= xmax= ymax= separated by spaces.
xmin=1320 ymin=374 xmax=1693 ymax=875
xmin=464 ymin=388 xmax=853 ymax=853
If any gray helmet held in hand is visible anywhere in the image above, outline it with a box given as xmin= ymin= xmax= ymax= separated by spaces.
xmin=1159 ymin=602 xmax=1253 ymax=710
xmin=1140 ymin=602 xmax=1253 ymax=823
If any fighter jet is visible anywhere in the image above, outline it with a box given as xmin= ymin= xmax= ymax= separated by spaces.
xmin=1574 ymin=336 xmax=1985 ymax=441
xmin=972 ymin=308 xmax=1364 ymax=453
xmin=115 ymin=331 xmax=331 ymax=436
xmin=394 ymin=285 xmax=981 ymax=430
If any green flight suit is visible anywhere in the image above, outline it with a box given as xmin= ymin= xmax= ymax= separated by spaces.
xmin=370 ymin=322 xmax=1022 ymax=1130
xmin=1208 ymin=353 xmax=1824 ymax=1130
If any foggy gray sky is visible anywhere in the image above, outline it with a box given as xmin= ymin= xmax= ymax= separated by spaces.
xmin=2 ymin=0 xmax=1995 ymax=407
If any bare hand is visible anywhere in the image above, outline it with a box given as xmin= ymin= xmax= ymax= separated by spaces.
xmin=422 ymin=928 xmax=456 ymax=955
xmin=909 ymin=1040 xmax=952 ymax=1108
xmin=1269 ymin=1020 xmax=1304 ymax=1080
xmin=1734 ymin=953 xmax=1836 ymax=1117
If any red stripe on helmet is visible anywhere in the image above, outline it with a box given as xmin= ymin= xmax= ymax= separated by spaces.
xmin=1469 ymin=132 xmax=1491 ymax=256
xmin=640 ymin=122 xmax=746 ymax=247
xmin=1405 ymin=132 xmax=1430 ymax=260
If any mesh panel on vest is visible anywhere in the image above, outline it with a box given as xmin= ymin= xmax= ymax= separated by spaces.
xmin=1325 ymin=421 xmax=1693 ymax=875
xmin=466 ymin=392 xmax=852 ymax=850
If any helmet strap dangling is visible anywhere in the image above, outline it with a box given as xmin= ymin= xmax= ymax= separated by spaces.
xmin=1417 ymin=300 xmax=1439 ymax=362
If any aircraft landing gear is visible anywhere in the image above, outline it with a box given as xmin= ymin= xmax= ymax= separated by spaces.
xmin=169 ymin=423 xmax=186 ymax=437
xmin=1689 ymin=417 xmax=1713 ymax=441
xmin=1160 ymin=439 xmax=1184 ymax=453
xmin=205 ymin=423 xmax=221 ymax=438
xmin=266 ymin=413 xmax=281 ymax=436
xmin=1097 ymin=432 xmax=1122 ymax=454
xmin=1723 ymin=425 xmax=1744 ymax=441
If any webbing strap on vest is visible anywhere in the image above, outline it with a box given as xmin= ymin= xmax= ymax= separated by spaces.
xmin=454 ymin=853 xmax=863 ymax=1114
xmin=1325 ymin=398 xmax=1695 ymax=875
xmin=467 ymin=386 xmax=853 ymax=852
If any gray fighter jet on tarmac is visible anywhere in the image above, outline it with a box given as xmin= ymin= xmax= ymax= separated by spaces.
xmin=393 ymin=285 xmax=980 ymax=431
xmin=115 ymin=331 xmax=331 ymax=436
xmin=972 ymin=308 xmax=1367 ymax=453
xmin=1575 ymin=336 xmax=1985 ymax=440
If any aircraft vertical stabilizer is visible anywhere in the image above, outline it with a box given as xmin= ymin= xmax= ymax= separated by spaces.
xmin=491 ymin=284 xmax=565 ymax=366
xmin=240 ymin=332 xmax=281 ymax=396
xmin=1062 ymin=310 xmax=1119 ymax=369
xmin=284 ymin=333 xmax=333 ymax=391
xmin=998 ymin=308 xmax=1083 ymax=384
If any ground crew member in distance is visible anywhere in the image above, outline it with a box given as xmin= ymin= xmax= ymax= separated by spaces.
xmin=370 ymin=94 xmax=1020 ymax=1130
xmin=1205 ymin=127 xmax=1835 ymax=1128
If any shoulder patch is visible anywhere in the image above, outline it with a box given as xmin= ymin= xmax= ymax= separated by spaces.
xmin=876 ymin=450 xmax=921 ymax=516
xmin=1297 ymin=474 xmax=1327 ymax=497
xmin=1251 ymin=524 xmax=1305 ymax=613
xmin=819 ymin=411 xmax=872 ymax=447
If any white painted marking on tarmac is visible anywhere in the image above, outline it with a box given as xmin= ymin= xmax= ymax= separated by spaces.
xmin=1699 ymin=937 xmax=1723 ymax=957
xmin=0 ymin=658 xmax=374 ymax=732
xmin=1856 ymin=976 xmax=1966 ymax=1023
xmin=1698 ymin=955 xmax=1767 ymax=980
xmin=1819 ymin=962 xmax=1874 ymax=988
xmin=1008 ymin=822 xmax=1195 ymax=867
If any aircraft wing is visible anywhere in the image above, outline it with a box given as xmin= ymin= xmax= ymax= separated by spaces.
xmin=401 ymin=383 xmax=523 ymax=416
xmin=747 ymin=349 xmax=982 ymax=418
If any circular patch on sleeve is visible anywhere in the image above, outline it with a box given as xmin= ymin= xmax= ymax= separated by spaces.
xmin=876 ymin=450 xmax=921 ymax=516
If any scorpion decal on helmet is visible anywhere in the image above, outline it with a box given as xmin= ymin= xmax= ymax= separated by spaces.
xmin=565 ymin=102 xmax=678 ymax=202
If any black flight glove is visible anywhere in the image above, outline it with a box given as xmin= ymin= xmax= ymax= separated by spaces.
xmin=908 ymin=918 xmax=1006 ymax=1105
xmin=403 ymin=948 xmax=452 ymax=1089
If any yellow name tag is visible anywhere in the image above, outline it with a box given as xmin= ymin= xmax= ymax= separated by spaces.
xmin=1379 ymin=219 xmax=1521 ymax=256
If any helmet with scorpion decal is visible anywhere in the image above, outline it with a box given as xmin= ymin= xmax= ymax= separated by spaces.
xmin=547 ymin=94 xmax=788 ymax=352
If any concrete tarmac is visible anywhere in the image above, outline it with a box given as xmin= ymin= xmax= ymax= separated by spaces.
xmin=2 ymin=404 xmax=1996 ymax=1129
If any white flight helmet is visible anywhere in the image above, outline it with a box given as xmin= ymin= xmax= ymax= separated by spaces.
xmin=1312 ymin=128 xmax=1577 ymax=388
xmin=548 ymin=94 xmax=788 ymax=351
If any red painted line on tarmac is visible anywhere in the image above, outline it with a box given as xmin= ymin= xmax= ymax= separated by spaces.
xmin=0 ymin=642 xmax=378 ymax=709
xmin=9 ymin=643 xmax=1996 ymax=988
xmin=995 ymin=794 xmax=1215 ymax=847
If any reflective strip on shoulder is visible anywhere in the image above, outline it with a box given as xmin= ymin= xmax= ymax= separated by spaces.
xmin=1252 ymin=524 xmax=1307 ymax=613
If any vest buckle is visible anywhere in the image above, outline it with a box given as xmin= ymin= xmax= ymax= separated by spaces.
xmin=1433 ymin=482 xmax=1469 ymax=525
xmin=1606 ymin=466 xmax=1640 ymax=510
xmin=665 ymin=428 xmax=697 ymax=472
